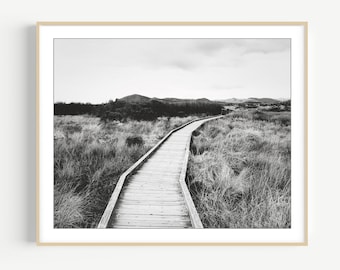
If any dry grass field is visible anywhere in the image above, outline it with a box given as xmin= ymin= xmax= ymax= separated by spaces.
xmin=186 ymin=110 xmax=291 ymax=228
xmin=54 ymin=115 xmax=197 ymax=228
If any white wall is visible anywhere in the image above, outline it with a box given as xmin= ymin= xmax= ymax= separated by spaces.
xmin=0 ymin=0 xmax=338 ymax=269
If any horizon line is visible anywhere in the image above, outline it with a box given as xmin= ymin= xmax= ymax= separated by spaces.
xmin=54 ymin=95 xmax=291 ymax=105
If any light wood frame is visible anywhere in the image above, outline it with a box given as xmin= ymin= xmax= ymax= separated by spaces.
xmin=36 ymin=22 xmax=308 ymax=246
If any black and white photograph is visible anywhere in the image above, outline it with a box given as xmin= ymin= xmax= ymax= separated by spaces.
xmin=36 ymin=22 xmax=307 ymax=244
xmin=53 ymin=37 xmax=292 ymax=229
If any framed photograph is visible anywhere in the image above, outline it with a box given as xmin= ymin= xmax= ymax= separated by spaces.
xmin=36 ymin=22 xmax=308 ymax=245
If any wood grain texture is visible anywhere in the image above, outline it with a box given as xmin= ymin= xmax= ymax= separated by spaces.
xmin=98 ymin=116 xmax=222 ymax=229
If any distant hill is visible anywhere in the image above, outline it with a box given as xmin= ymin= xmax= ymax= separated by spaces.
xmin=118 ymin=94 xmax=151 ymax=103
xmin=118 ymin=94 xmax=213 ymax=104
xmin=159 ymin=97 xmax=183 ymax=103
xmin=249 ymin=97 xmax=281 ymax=104
xmin=159 ymin=97 xmax=213 ymax=104
xmin=196 ymin=98 xmax=212 ymax=103
xmin=219 ymin=98 xmax=243 ymax=103
xmin=217 ymin=97 xmax=281 ymax=104
xmin=118 ymin=94 xmax=281 ymax=105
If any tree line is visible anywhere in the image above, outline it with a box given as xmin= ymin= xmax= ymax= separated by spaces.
xmin=54 ymin=100 xmax=223 ymax=121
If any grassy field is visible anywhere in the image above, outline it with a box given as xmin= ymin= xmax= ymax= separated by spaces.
xmin=54 ymin=115 xmax=197 ymax=228
xmin=186 ymin=110 xmax=291 ymax=228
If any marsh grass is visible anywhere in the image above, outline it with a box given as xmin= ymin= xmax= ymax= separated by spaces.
xmin=186 ymin=110 xmax=291 ymax=228
xmin=54 ymin=115 xmax=197 ymax=228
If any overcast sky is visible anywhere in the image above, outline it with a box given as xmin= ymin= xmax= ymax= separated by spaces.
xmin=54 ymin=38 xmax=290 ymax=103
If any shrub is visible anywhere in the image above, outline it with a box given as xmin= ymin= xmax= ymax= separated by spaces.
xmin=270 ymin=114 xmax=291 ymax=126
xmin=100 ymin=111 xmax=123 ymax=123
xmin=207 ymin=126 xmax=223 ymax=139
xmin=125 ymin=135 xmax=144 ymax=147
xmin=62 ymin=123 xmax=82 ymax=134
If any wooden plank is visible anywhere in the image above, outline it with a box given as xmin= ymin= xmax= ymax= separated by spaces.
xmin=120 ymin=192 xmax=183 ymax=198
xmin=116 ymin=203 xmax=187 ymax=208
xmin=141 ymin=161 xmax=183 ymax=166
xmin=116 ymin=205 xmax=188 ymax=210
xmin=113 ymin=217 xmax=189 ymax=221
xmin=124 ymin=186 xmax=180 ymax=191
xmin=160 ymin=143 xmax=187 ymax=147
xmin=114 ymin=213 xmax=188 ymax=219
xmin=121 ymin=194 xmax=181 ymax=199
xmin=129 ymin=174 xmax=178 ymax=178
xmin=112 ymin=225 xmax=191 ymax=229
xmin=139 ymin=165 xmax=182 ymax=171
xmin=126 ymin=178 xmax=178 ymax=183
xmin=115 ymin=209 xmax=188 ymax=215
xmin=141 ymin=158 xmax=182 ymax=163
xmin=112 ymin=221 xmax=191 ymax=227
xmin=126 ymin=181 xmax=178 ymax=186
xmin=160 ymin=143 xmax=188 ymax=147
xmin=121 ymin=190 xmax=182 ymax=195
xmin=134 ymin=171 xmax=180 ymax=176
xmin=121 ymin=190 xmax=180 ymax=195
xmin=148 ymin=159 xmax=182 ymax=163
xmin=160 ymin=146 xmax=187 ymax=149
xmin=120 ymin=193 xmax=182 ymax=198
xmin=123 ymin=190 xmax=181 ymax=194
xmin=128 ymin=175 xmax=180 ymax=180
xmin=128 ymin=176 xmax=177 ymax=181
xmin=150 ymin=150 xmax=186 ymax=154
xmin=123 ymin=185 xmax=180 ymax=190
xmin=113 ymin=214 xmax=190 ymax=222
xmin=141 ymin=160 xmax=183 ymax=171
xmin=143 ymin=158 xmax=183 ymax=162
xmin=112 ymin=219 xmax=191 ymax=227
xmin=118 ymin=197 xmax=185 ymax=203
xmin=118 ymin=198 xmax=184 ymax=203
xmin=121 ymin=189 xmax=181 ymax=194
xmin=125 ymin=184 xmax=178 ymax=188
xmin=153 ymin=149 xmax=185 ymax=153
xmin=116 ymin=202 xmax=187 ymax=207
xmin=137 ymin=172 xmax=180 ymax=177
xmin=143 ymin=154 xmax=183 ymax=157
xmin=119 ymin=197 xmax=183 ymax=202
xmin=126 ymin=177 xmax=179 ymax=181
xmin=113 ymin=213 xmax=189 ymax=218
xmin=125 ymin=183 xmax=178 ymax=188
xmin=128 ymin=175 xmax=178 ymax=180
xmin=113 ymin=209 xmax=189 ymax=216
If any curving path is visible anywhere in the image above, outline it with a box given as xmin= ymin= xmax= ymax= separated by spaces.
xmin=98 ymin=116 xmax=222 ymax=229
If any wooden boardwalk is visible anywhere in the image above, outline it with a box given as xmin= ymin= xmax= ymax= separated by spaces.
xmin=98 ymin=116 xmax=222 ymax=229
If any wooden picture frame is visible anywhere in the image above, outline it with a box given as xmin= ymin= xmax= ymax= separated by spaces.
xmin=36 ymin=22 xmax=308 ymax=245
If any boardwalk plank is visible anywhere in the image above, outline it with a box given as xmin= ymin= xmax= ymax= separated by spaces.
xmin=113 ymin=214 xmax=190 ymax=222
xmin=115 ymin=208 xmax=189 ymax=215
xmin=112 ymin=225 xmax=191 ymax=229
xmin=112 ymin=220 xmax=191 ymax=227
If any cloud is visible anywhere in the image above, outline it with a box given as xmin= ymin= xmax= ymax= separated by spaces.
xmin=192 ymin=39 xmax=290 ymax=57
xmin=194 ymin=40 xmax=228 ymax=55
xmin=241 ymin=39 xmax=290 ymax=55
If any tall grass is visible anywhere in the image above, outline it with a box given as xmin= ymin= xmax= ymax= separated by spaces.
xmin=54 ymin=115 xmax=197 ymax=228
xmin=186 ymin=110 xmax=291 ymax=228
